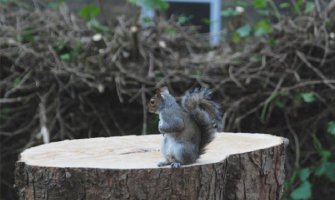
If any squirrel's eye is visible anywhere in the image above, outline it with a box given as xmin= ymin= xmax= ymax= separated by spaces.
xmin=150 ymin=100 xmax=155 ymax=105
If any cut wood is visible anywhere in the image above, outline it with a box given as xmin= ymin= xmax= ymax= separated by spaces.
xmin=15 ymin=133 xmax=288 ymax=200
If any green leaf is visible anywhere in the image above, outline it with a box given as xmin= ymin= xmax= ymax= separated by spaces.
xmin=252 ymin=0 xmax=268 ymax=9
xmin=279 ymin=2 xmax=290 ymax=8
xmin=327 ymin=121 xmax=335 ymax=136
xmin=17 ymin=29 xmax=34 ymax=43
xmin=142 ymin=17 xmax=153 ymax=23
xmin=292 ymin=0 xmax=303 ymax=15
xmin=201 ymin=18 xmax=210 ymax=25
xmin=236 ymin=24 xmax=251 ymax=38
xmin=236 ymin=0 xmax=247 ymax=7
xmin=320 ymin=150 xmax=332 ymax=162
xmin=304 ymin=2 xmax=315 ymax=13
xmin=268 ymin=38 xmax=278 ymax=46
xmin=87 ymin=19 xmax=109 ymax=33
xmin=131 ymin=0 xmax=168 ymax=10
xmin=300 ymin=92 xmax=315 ymax=103
xmin=324 ymin=162 xmax=335 ymax=181
xmin=274 ymin=99 xmax=285 ymax=108
xmin=249 ymin=54 xmax=262 ymax=63
xmin=79 ymin=5 xmax=100 ymax=21
xmin=13 ymin=77 xmax=22 ymax=87
xmin=48 ymin=0 xmax=65 ymax=9
xmin=128 ymin=0 xmax=137 ymax=4
xmin=164 ymin=27 xmax=177 ymax=39
xmin=231 ymin=32 xmax=241 ymax=43
xmin=221 ymin=8 xmax=239 ymax=17
xmin=298 ymin=168 xmax=310 ymax=181
xmin=255 ymin=19 xmax=272 ymax=37
xmin=257 ymin=9 xmax=269 ymax=16
xmin=315 ymin=164 xmax=326 ymax=176
xmin=290 ymin=181 xmax=312 ymax=199
xmin=177 ymin=15 xmax=191 ymax=25
xmin=316 ymin=162 xmax=335 ymax=181
xmin=150 ymin=0 xmax=169 ymax=10
xmin=0 ymin=0 xmax=10 ymax=3
xmin=60 ymin=53 xmax=71 ymax=61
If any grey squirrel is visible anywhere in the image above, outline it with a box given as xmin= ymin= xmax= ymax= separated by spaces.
xmin=148 ymin=87 xmax=223 ymax=168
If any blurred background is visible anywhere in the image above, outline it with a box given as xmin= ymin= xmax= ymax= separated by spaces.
xmin=1 ymin=0 xmax=335 ymax=199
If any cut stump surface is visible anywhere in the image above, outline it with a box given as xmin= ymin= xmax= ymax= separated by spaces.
xmin=15 ymin=133 xmax=288 ymax=200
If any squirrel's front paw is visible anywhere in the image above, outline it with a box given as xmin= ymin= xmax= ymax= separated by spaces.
xmin=171 ymin=162 xmax=181 ymax=168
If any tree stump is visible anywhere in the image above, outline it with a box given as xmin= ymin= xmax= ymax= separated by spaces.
xmin=15 ymin=133 xmax=288 ymax=200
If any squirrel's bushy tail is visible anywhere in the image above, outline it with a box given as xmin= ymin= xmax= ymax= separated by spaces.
xmin=181 ymin=88 xmax=223 ymax=154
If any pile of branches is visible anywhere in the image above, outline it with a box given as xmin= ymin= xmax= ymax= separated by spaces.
xmin=1 ymin=2 xmax=335 ymax=199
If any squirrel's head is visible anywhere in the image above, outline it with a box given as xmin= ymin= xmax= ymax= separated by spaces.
xmin=147 ymin=87 xmax=169 ymax=113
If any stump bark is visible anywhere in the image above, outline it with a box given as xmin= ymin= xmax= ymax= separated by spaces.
xmin=15 ymin=133 xmax=288 ymax=200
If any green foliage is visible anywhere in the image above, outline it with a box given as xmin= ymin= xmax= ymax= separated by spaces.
xmin=60 ymin=53 xmax=70 ymax=61
xmin=254 ymin=19 xmax=271 ymax=36
xmin=78 ymin=4 xmax=109 ymax=33
xmin=236 ymin=24 xmax=252 ymax=38
xmin=292 ymin=0 xmax=304 ymax=15
xmin=290 ymin=181 xmax=312 ymax=199
xmin=314 ymin=148 xmax=335 ymax=182
xmin=259 ymin=89 xmax=333 ymax=200
xmin=48 ymin=0 xmax=65 ymax=9
xmin=279 ymin=2 xmax=290 ymax=9
xmin=128 ymin=0 xmax=168 ymax=10
xmin=304 ymin=2 xmax=315 ymax=13
xmin=274 ymin=99 xmax=285 ymax=108
xmin=16 ymin=29 xmax=34 ymax=43
xmin=221 ymin=8 xmax=240 ymax=17
xmin=252 ymin=0 xmax=268 ymax=9
xmin=13 ymin=77 xmax=22 ymax=87
xmin=54 ymin=41 xmax=82 ymax=62
xmin=327 ymin=121 xmax=335 ymax=136
xmin=300 ymin=92 xmax=315 ymax=103
xmin=315 ymin=162 xmax=335 ymax=181
xmin=298 ymin=168 xmax=310 ymax=181
xmin=164 ymin=27 xmax=177 ymax=39
xmin=142 ymin=17 xmax=153 ymax=24
xmin=79 ymin=5 xmax=100 ymax=21
xmin=87 ymin=19 xmax=109 ymax=33
xmin=235 ymin=0 xmax=247 ymax=7
xmin=177 ymin=15 xmax=192 ymax=25
xmin=287 ymin=168 xmax=312 ymax=200
xmin=201 ymin=18 xmax=210 ymax=26
xmin=284 ymin=120 xmax=335 ymax=199
xmin=225 ymin=0 xmax=316 ymax=44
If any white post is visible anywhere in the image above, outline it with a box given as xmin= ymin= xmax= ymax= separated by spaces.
xmin=210 ymin=0 xmax=221 ymax=45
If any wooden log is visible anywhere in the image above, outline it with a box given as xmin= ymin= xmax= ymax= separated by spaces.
xmin=15 ymin=133 xmax=288 ymax=200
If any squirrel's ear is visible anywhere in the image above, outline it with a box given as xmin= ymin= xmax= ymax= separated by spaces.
xmin=155 ymin=88 xmax=163 ymax=98
xmin=155 ymin=88 xmax=161 ymax=95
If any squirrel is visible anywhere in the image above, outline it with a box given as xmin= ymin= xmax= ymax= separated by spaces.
xmin=148 ymin=87 xmax=223 ymax=168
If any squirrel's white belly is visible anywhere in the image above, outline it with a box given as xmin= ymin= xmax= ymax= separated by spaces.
xmin=161 ymin=135 xmax=181 ymax=161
